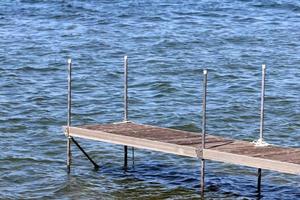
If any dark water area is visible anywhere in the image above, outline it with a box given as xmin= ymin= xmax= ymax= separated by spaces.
xmin=0 ymin=0 xmax=300 ymax=199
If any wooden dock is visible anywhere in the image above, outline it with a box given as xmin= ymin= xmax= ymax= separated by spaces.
xmin=64 ymin=57 xmax=299 ymax=197
xmin=66 ymin=121 xmax=300 ymax=175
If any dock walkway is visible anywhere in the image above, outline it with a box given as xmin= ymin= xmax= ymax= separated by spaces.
xmin=66 ymin=121 xmax=300 ymax=175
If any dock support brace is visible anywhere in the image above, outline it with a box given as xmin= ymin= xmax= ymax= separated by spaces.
xmin=72 ymin=137 xmax=99 ymax=169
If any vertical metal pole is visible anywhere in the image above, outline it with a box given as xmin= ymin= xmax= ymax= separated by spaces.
xmin=132 ymin=146 xmax=135 ymax=167
xmin=124 ymin=146 xmax=128 ymax=170
xmin=259 ymin=64 xmax=266 ymax=142
xmin=257 ymin=168 xmax=262 ymax=196
xmin=202 ymin=69 xmax=207 ymax=152
xmin=124 ymin=55 xmax=128 ymax=169
xmin=201 ymin=69 xmax=208 ymax=198
xmin=67 ymin=58 xmax=72 ymax=173
xmin=124 ymin=55 xmax=128 ymax=122
xmin=257 ymin=64 xmax=266 ymax=195
xmin=66 ymin=59 xmax=99 ymax=169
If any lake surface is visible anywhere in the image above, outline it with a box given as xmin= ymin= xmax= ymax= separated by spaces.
xmin=0 ymin=0 xmax=300 ymax=199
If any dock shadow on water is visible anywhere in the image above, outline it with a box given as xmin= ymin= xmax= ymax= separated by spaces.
xmin=1 ymin=0 xmax=300 ymax=199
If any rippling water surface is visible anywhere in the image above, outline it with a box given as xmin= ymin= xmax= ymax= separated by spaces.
xmin=1 ymin=0 xmax=300 ymax=199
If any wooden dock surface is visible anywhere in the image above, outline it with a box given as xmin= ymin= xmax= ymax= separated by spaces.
xmin=66 ymin=121 xmax=300 ymax=175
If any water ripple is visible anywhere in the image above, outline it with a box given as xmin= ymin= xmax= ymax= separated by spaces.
xmin=1 ymin=0 xmax=300 ymax=199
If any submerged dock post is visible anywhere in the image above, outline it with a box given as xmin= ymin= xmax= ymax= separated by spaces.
xmin=252 ymin=64 xmax=268 ymax=195
xmin=254 ymin=64 xmax=268 ymax=147
xmin=124 ymin=55 xmax=129 ymax=169
xmin=257 ymin=168 xmax=262 ymax=196
xmin=123 ymin=55 xmax=135 ymax=168
xmin=67 ymin=58 xmax=72 ymax=173
xmin=201 ymin=69 xmax=208 ymax=198
xmin=66 ymin=59 xmax=99 ymax=171
xmin=257 ymin=64 xmax=267 ymax=195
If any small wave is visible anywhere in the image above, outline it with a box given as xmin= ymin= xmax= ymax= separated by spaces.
xmin=15 ymin=66 xmax=60 ymax=72
xmin=252 ymin=1 xmax=300 ymax=12
xmin=151 ymin=82 xmax=178 ymax=93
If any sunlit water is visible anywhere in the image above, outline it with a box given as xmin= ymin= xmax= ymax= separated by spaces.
xmin=0 ymin=0 xmax=300 ymax=199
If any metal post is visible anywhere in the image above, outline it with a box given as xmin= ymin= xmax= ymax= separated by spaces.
xmin=67 ymin=138 xmax=71 ymax=173
xmin=257 ymin=168 xmax=262 ymax=196
xmin=124 ymin=146 xmax=128 ymax=170
xmin=67 ymin=58 xmax=72 ymax=173
xmin=254 ymin=64 xmax=269 ymax=147
xmin=124 ymin=55 xmax=129 ymax=169
xmin=201 ymin=69 xmax=208 ymax=198
xmin=202 ymin=69 xmax=207 ymax=151
xmin=254 ymin=64 xmax=267 ymax=194
xmin=259 ymin=64 xmax=266 ymax=142
xmin=124 ymin=55 xmax=128 ymax=122
xmin=66 ymin=59 xmax=99 ymax=170
xmin=132 ymin=147 xmax=135 ymax=167
xmin=254 ymin=64 xmax=270 ymax=146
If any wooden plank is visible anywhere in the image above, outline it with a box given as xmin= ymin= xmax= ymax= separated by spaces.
xmin=68 ymin=126 xmax=197 ymax=158
xmin=65 ymin=122 xmax=300 ymax=175
xmin=203 ymin=149 xmax=300 ymax=175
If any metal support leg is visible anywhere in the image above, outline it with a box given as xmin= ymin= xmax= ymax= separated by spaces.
xmin=257 ymin=168 xmax=262 ymax=196
xmin=72 ymin=137 xmax=99 ymax=170
xmin=200 ymin=69 xmax=208 ymax=198
xmin=254 ymin=64 xmax=269 ymax=147
xmin=65 ymin=58 xmax=98 ymax=171
xmin=132 ymin=147 xmax=135 ymax=167
xmin=67 ymin=59 xmax=72 ymax=173
xmin=124 ymin=146 xmax=128 ymax=170
xmin=67 ymin=136 xmax=72 ymax=173
xmin=201 ymin=159 xmax=205 ymax=199
xmin=123 ymin=55 xmax=129 ymax=170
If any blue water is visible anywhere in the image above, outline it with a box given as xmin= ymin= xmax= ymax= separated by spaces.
xmin=0 ymin=0 xmax=300 ymax=199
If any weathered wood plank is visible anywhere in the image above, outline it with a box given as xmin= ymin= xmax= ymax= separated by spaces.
xmin=203 ymin=149 xmax=300 ymax=175
xmin=65 ymin=122 xmax=300 ymax=175
xmin=68 ymin=126 xmax=197 ymax=158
